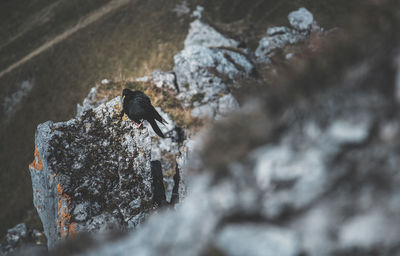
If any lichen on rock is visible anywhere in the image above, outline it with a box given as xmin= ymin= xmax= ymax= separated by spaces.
xmin=29 ymin=97 xmax=154 ymax=248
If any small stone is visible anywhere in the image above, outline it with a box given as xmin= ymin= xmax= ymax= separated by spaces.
xmin=288 ymin=8 xmax=315 ymax=31
xmin=6 ymin=223 xmax=27 ymax=247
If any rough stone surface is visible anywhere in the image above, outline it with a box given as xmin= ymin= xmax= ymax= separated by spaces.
xmin=255 ymin=7 xmax=322 ymax=63
xmin=174 ymin=45 xmax=252 ymax=116
xmin=29 ymin=97 xmax=154 ymax=248
xmin=76 ymin=87 xmax=106 ymax=117
xmin=151 ymin=70 xmax=178 ymax=91
xmin=288 ymin=7 xmax=316 ymax=31
xmin=0 ymin=223 xmax=46 ymax=255
xmin=184 ymin=20 xmax=239 ymax=48
xmin=191 ymin=6 xmax=204 ymax=19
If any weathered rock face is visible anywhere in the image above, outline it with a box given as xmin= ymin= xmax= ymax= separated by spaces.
xmin=184 ymin=19 xmax=239 ymax=49
xmin=29 ymin=97 xmax=154 ymax=248
xmin=173 ymin=19 xmax=252 ymax=119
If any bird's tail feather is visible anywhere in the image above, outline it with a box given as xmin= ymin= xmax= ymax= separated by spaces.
xmin=149 ymin=119 xmax=165 ymax=138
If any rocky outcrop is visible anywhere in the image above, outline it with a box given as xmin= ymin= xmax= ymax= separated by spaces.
xmin=29 ymin=2 xmax=400 ymax=256
xmin=184 ymin=19 xmax=239 ymax=49
xmin=255 ymin=8 xmax=322 ymax=63
xmin=28 ymin=6 xmax=329 ymax=253
xmin=29 ymin=97 xmax=155 ymax=248
xmin=76 ymin=36 xmax=400 ymax=256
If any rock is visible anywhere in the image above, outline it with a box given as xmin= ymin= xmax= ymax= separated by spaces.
xmin=172 ymin=1 xmax=190 ymax=17
xmin=76 ymin=87 xmax=105 ymax=117
xmin=190 ymin=6 xmax=204 ymax=19
xmin=29 ymin=97 xmax=155 ymax=248
xmin=288 ymin=8 xmax=315 ymax=31
xmin=267 ymin=26 xmax=291 ymax=36
xmin=255 ymin=27 xmax=305 ymax=63
xmin=174 ymin=45 xmax=252 ymax=105
xmin=215 ymin=224 xmax=299 ymax=256
xmin=101 ymin=79 xmax=110 ymax=85
xmin=191 ymin=104 xmax=216 ymax=119
xmin=174 ymin=18 xmax=252 ymax=118
xmin=255 ymin=8 xmax=322 ymax=63
xmin=151 ymin=70 xmax=178 ymax=91
xmin=5 ymin=224 xmax=27 ymax=248
xmin=184 ymin=20 xmax=239 ymax=48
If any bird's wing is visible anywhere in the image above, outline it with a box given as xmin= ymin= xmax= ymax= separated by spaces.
xmin=149 ymin=118 xmax=165 ymax=138
xmin=151 ymin=107 xmax=167 ymax=124
xmin=139 ymin=99 xmax=167 ymax=124
xmin=132 ymin=91 xmax=167 ymax=124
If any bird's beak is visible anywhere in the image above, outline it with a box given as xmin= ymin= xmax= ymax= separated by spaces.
xmin=122 ymin=95 xmax=125 ymax=100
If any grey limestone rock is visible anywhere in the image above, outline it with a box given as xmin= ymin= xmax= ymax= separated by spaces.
xmin=255 ymin=8 xmax=322 ymax=63
xmin=29 ymin=97 xmax=154 ymax=248
xmin=174 ymin=17 xmax=252 ymax=119
xmin=173 ymin=45 xmax=251 ymax=116
xmin=76 ymin=87 xmax=106 ymax=117
xmin=288 ymin=7 xmax=316 ymax=31
xmin=151 ymin=70 xmax=178 ymax=91
xmin=184 ymin=20 xmax=239 ymax=48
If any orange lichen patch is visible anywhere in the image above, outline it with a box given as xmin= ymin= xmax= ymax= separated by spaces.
xmin=51 ymin=173 xmax=56 ymax=180
xmin=56 ymin=184 xmax=75 ymax=240
xmin=69 ymin=222 xmax=77 ymax=238
xmin=57 ymin=183 xmax=63 ymax=195
xmin=29 ymin=146 xmax=43 ymax=171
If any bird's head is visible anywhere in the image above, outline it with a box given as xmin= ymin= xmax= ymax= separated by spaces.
xmin=122 ymin=88 xmax=132 ymax=99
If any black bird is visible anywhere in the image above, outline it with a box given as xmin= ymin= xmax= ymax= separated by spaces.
xmin=120 ymin=89 xmax=167 ymax=138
